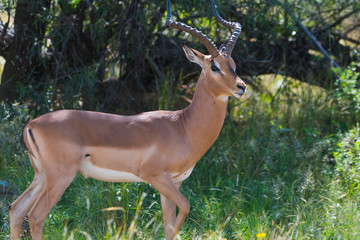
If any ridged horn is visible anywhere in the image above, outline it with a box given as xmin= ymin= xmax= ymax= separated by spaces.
xmin=211 ymin=0 xmax=242 ymax=56
xmin=166 ymin=0 xmax=219 ymax=58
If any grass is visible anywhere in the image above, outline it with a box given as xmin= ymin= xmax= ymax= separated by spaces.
xmin=1 ymin=72 xmax=360 ymax=239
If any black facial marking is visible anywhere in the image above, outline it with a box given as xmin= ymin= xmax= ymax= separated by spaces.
xmin=228 ymin=65 xmax=237 ymax=77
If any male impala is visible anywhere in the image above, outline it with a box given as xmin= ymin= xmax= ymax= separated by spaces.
xmin=9 ymin=0 xmax=246 ymax=239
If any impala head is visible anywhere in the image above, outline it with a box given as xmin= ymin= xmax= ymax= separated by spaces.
xmin=166 ymin=0 xmax=246 ymax=98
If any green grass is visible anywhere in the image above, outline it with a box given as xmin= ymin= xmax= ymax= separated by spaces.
xmin=1 ymin=73 xmax=360 ymax=239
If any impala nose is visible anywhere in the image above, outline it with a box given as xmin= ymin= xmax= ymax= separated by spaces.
xmin=237 ymin=84 xmax=247 ymax=95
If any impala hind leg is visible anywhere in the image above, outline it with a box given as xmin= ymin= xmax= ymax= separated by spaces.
xmin=26 ymin=171 xmax=76 ymax=240
xmin=149 ymin=175 xmax=189 ymax=240
xmin=9 ymin=175 xmax=44 ymax=240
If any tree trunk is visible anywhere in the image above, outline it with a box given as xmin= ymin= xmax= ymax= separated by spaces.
xmin=0 ymin=0 xmax=51 ymax=102
xmin=0 ymin=22 xmax=14 ymax=58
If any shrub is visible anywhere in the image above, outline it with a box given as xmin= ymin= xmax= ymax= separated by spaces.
xmin=333 ymin=63 xmax=360 ymax=121
xmin=332 ymin=126 xmax=360 ymax=196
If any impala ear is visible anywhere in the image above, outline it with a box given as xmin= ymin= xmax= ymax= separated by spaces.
xmin=182 ymin=44 xmax=205 ymax=67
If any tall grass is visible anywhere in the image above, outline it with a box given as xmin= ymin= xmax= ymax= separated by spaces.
xmin=1 ymin=69 xmax=360 ymax=239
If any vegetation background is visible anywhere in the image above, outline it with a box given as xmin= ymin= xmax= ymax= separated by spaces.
xmin=0 ymin=0 xmax=359 ymax=239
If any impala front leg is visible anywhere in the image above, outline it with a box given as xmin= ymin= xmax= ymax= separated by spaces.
xmin=160 ymin=181 xmax=182 ymax=239
xmin=148 ymin=175 xmax=189 ymax=240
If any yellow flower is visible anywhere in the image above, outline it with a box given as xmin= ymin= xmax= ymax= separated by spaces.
xmin=256 ymin=232 xmax=266 ymax=238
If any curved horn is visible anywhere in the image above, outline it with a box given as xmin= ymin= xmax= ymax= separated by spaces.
xmin=211 ymin=0 xmax=242 ymax=56
xmin=166 ymin=0 xmax=219 ymax=58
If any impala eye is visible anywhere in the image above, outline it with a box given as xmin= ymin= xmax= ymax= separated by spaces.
xmin=211 ymin=65 xmax=220 ymax=72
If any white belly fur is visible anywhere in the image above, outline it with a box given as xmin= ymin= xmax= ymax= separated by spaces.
xmin=172 ymin=166 xmax=194 ymax=183
xmin=79 ymin=156 xmax=195 ymax=183
xmin=79 ymin=157 xmax=145 ymax=182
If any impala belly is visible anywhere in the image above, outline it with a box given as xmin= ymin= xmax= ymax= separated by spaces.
xmin=78 ymin=146 xmax=158 ymax=182
xmin=79 ymin=157 xmax=146 ymax=182
xmin=172 ymin=166 xmax=194 ymax=183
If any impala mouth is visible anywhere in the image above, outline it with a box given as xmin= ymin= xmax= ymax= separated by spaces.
xmin=232 ymin=89 xmax=246 ymax=98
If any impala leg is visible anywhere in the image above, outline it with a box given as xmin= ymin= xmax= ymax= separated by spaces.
xmin=149 ymin=175 xmax=189 ymax=240
xmin=160 ymin=181 xmax=182 ymax=239
xmin=10 ymin=154 xmax=44 ymax=240
xmin=27 ymin=172 xmax=76 ymax=240
xmin=9 ymin=175 xmax=44 ymax=240
xmin=161 ymin=194 xmax=176 ymax=238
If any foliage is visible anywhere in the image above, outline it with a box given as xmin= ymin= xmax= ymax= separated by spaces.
xmin=333 ymin=63 xmax=360 ymax=118
xmin=0 ymin=104 xmax=30 ymax=234
xmin=1 ymin=0 xmax=359 ymax=113
xmin=332 ymin=126 xmax=360 ymax=196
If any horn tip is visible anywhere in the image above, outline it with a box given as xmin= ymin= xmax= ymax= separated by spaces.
xmin=212 ymin=0 xmax=219 ymax=15
xmin=166 ymin=0 xmax=171 ymax=22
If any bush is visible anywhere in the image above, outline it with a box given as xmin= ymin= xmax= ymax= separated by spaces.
xmin=0 ymin=103 xmax=31 ymax=236
xmin=332 ymin=126 xmax=360 ymax=195
xmin=333 ymin=63 xmax=360 ymax=122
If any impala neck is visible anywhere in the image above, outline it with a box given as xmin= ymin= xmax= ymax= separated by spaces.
xmin=182 ymin=71 xmax=228 ymax=157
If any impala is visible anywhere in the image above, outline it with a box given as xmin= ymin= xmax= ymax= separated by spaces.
xmin=9 ymin=0 xmax=246 ymax=239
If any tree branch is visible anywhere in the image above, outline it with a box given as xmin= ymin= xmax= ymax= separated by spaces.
xmin=328 ymin=7 xmax=360 ymax=29
xmin=278 ymin=1 xmax=340 ymax=68
xmin=343 ymin=23 xmax=360 ymax=37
